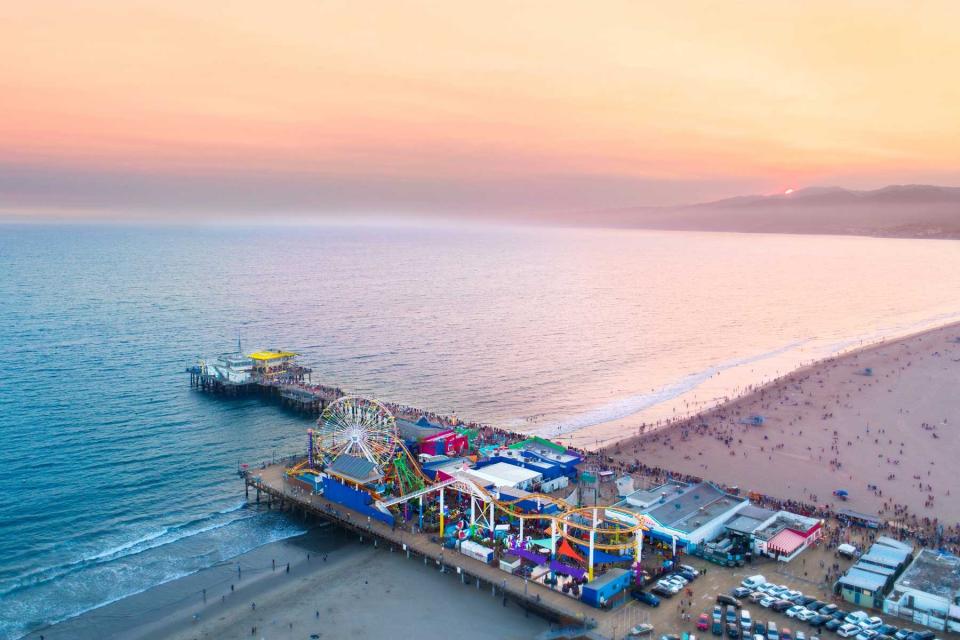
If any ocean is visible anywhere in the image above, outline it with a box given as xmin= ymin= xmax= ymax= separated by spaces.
xmin=2 ymin=222 xmax=960 ymax=638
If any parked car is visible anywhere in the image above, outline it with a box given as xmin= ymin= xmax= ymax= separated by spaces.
xmin=679 ymin=569 xmax=699 ymax=581
xmin=825 ymin=620 xmax=843 ymax=632
xmin=831 ymin=611 xmax=849 ymax=622
xmin=855 ymin=630 xmax=877 ymax=640
xmin=786 ymin=606 xmax=806 ymax=618
xmin=818 ymin=604 xmax=838 ymax=616
xmin=740 ymin=610 xmax=753 ymax=630
xmin=718 ymin=595 xmax=742 ymax=608
xmin=772 ymin=600 xmax=795 ymax=613
xmin=892 ymin=631 xmax=911 ymax=640
xmin=749 ymin=592 xmax=767 ymax=603
xmin=712 ymin=621 xmax=724 ymax=636
xmin=859 ymin=618 xmax=883 ymax=631
xmin=753 ymin=634 xmax=765 ymax=640
xmin=796 ymin=632 xmax=806 ymax=640
xmin=782 ymin=628 xmax=792 ymax=640
xmin=767 ymin=624 xmax=780 ymax=640
xmin=808 ymin=615 xmax=829 ymax=628
xmin=876 ymin=626 xmax=897 ymax=637
xmin=632 ymin=589 xmax=661 ymax=607
xmin=732 ymin=587 xmax=754 ymax=599
xmin=698 ymin=614 xmax=711 ymax=631
xmin=797 ymin=610 xmax=817 ymax=622
xmin=652 ymin=585 xmax=674 ymax=598
xmin=797 ymin=596 xmax=817 ymax=607
xmin=728 ymin=624 xmax=741 ymax=639
xmin=754 ymin=621 xmax=766 ymax=636
xmin=726 ymin=607 xmax=739 ymax=624
xmin=742 ymin=575 xmax=767 ymax=590
xmin=837 ymin=624 xmax=862 ymax=638
xmin=713 ymin=606 xmax=723 ymax=620
xmin=784 ymin=591 xmax=802 ymax=601
xmin=905 ymin=632 xmax=935 ymax=640
xmin=759 ymin=596 xmax=776 ymax=608
xmin=844 ymin=612 xmax=869 ymax=627
xmin=679 ymin=564 xmax=700 ymax=576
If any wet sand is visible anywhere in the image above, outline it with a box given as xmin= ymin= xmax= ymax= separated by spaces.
xmin=30 ymin=525 xmax=547 ymax=640
xmin=605 ymin=321 xmax=960 ymax=523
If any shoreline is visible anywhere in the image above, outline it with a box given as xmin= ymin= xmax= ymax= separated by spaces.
xmin=545 ymin=315 xmax=960 ymax=451
xmin=600 ymin=319 xmax=960 ymax=525
xmin=28 ymin=521 xmax=549 ymax=640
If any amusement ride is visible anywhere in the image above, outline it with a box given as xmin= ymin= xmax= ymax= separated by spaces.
xmin=290 ymin=395 xmax=648 ymax=587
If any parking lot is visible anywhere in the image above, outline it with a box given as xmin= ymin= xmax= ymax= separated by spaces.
xmin=606 ymin=542 xmax=947 ymax=640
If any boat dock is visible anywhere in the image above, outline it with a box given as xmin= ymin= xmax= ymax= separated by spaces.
xmin=244 ymin=463 xmax=633 ymax=640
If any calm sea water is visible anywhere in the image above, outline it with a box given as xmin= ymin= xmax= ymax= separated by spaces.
xmin=2 ymin=222 xmax=960 ymax=638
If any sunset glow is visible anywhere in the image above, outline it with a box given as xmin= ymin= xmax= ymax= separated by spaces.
xmin=2 ymin=1 xmax=959 ymax=218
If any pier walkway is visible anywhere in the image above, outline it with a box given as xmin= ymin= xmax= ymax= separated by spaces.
xmin=244 ymin=463 xmax=635 ymax=640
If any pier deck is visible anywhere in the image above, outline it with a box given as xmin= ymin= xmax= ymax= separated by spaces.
xmin=245 ymin=463 xmax=631 ymax=639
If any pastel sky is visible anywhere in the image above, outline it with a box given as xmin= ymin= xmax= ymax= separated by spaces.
xmin=3 ymin=1 xmax=959 ymax=219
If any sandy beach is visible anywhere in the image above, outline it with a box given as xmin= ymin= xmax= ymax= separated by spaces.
xmin=605 ymin=321 xmax=960 ymax=524
xmin=29 ymin=524 xmax=547 ymax=640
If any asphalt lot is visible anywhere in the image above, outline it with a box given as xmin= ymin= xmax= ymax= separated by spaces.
xmin=606 ymin=539 xmax=945 ymax=640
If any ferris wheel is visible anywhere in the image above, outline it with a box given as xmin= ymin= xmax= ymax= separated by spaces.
xmin=315 ymin=397 xmax=399 ymax=468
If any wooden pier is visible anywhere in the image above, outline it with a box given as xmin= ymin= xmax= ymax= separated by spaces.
xmin=243 ymin=463 xmax=629 ymax=640
xmin=188 ymin=365 xmax=340 ymax=414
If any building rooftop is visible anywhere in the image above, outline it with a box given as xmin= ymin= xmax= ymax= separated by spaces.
xmin=248 ymin=350 xmax=297 ymax=361
xmin=839 ymin=567 xmax=890 ymax=592
xmin=855 ymin=561 xmax=896 ymax=577
xmin=397 ymin=419 xmax=445 ymax=442
xmin=642 ymin=482 xmax=746 ymax=534
xmin=586 ymin=567 xmax=629 ymax=589
xmin=895 ymin=550 xmax=960 ymax=601
xmin=753 ymin=511 xmax=821 ymax=541
xmin=875 ymin=536 xmax=913 ymax=553
xmin=328 ymin=454 xmax=381 ymax=484
xmin=860 ymin=544 xmax=911 ymax=569
xmin=619 ymin=481 xmax=688 ymax=510
xmin=725 ymin=504 xmax=777 ymax=536
xmin=465 ymin=461 xmax=542 ymax=488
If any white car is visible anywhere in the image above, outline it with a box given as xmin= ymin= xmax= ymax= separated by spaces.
xmin=855 ymin=630 xmax=878 ymax=640
xmin=796 ymin=632 xmax=806 ymax=640
xmin=859 ymin=618 xmax=883 ymax=631
xmin=844 ymin=612 xmax=869 ymax=626
xmin=657 ymin=580 xmax=681 ymax=593
xmin=786 ymin=606 xmax=806 ymax=618
xmin=796 ymin=609 xmax=817 ymax=622
xmin=759 ymin=596 xmax=776 ymax=608
xmin=837 ymin=624 xmax=862 ymax=638
xmin=742 ymin=575 xmax=766 ymax=589
xmin=784 ymin=590 xmax=802 ymax=601
xmin=749 ymin=592 xmax=766 ymax=603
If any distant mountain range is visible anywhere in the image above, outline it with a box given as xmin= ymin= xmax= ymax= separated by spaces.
xmin=583 ymin=185 xmax=960 ymax=239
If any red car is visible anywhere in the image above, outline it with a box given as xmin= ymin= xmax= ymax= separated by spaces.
xmin=698 ymin=614 xmax=711 ymax=631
